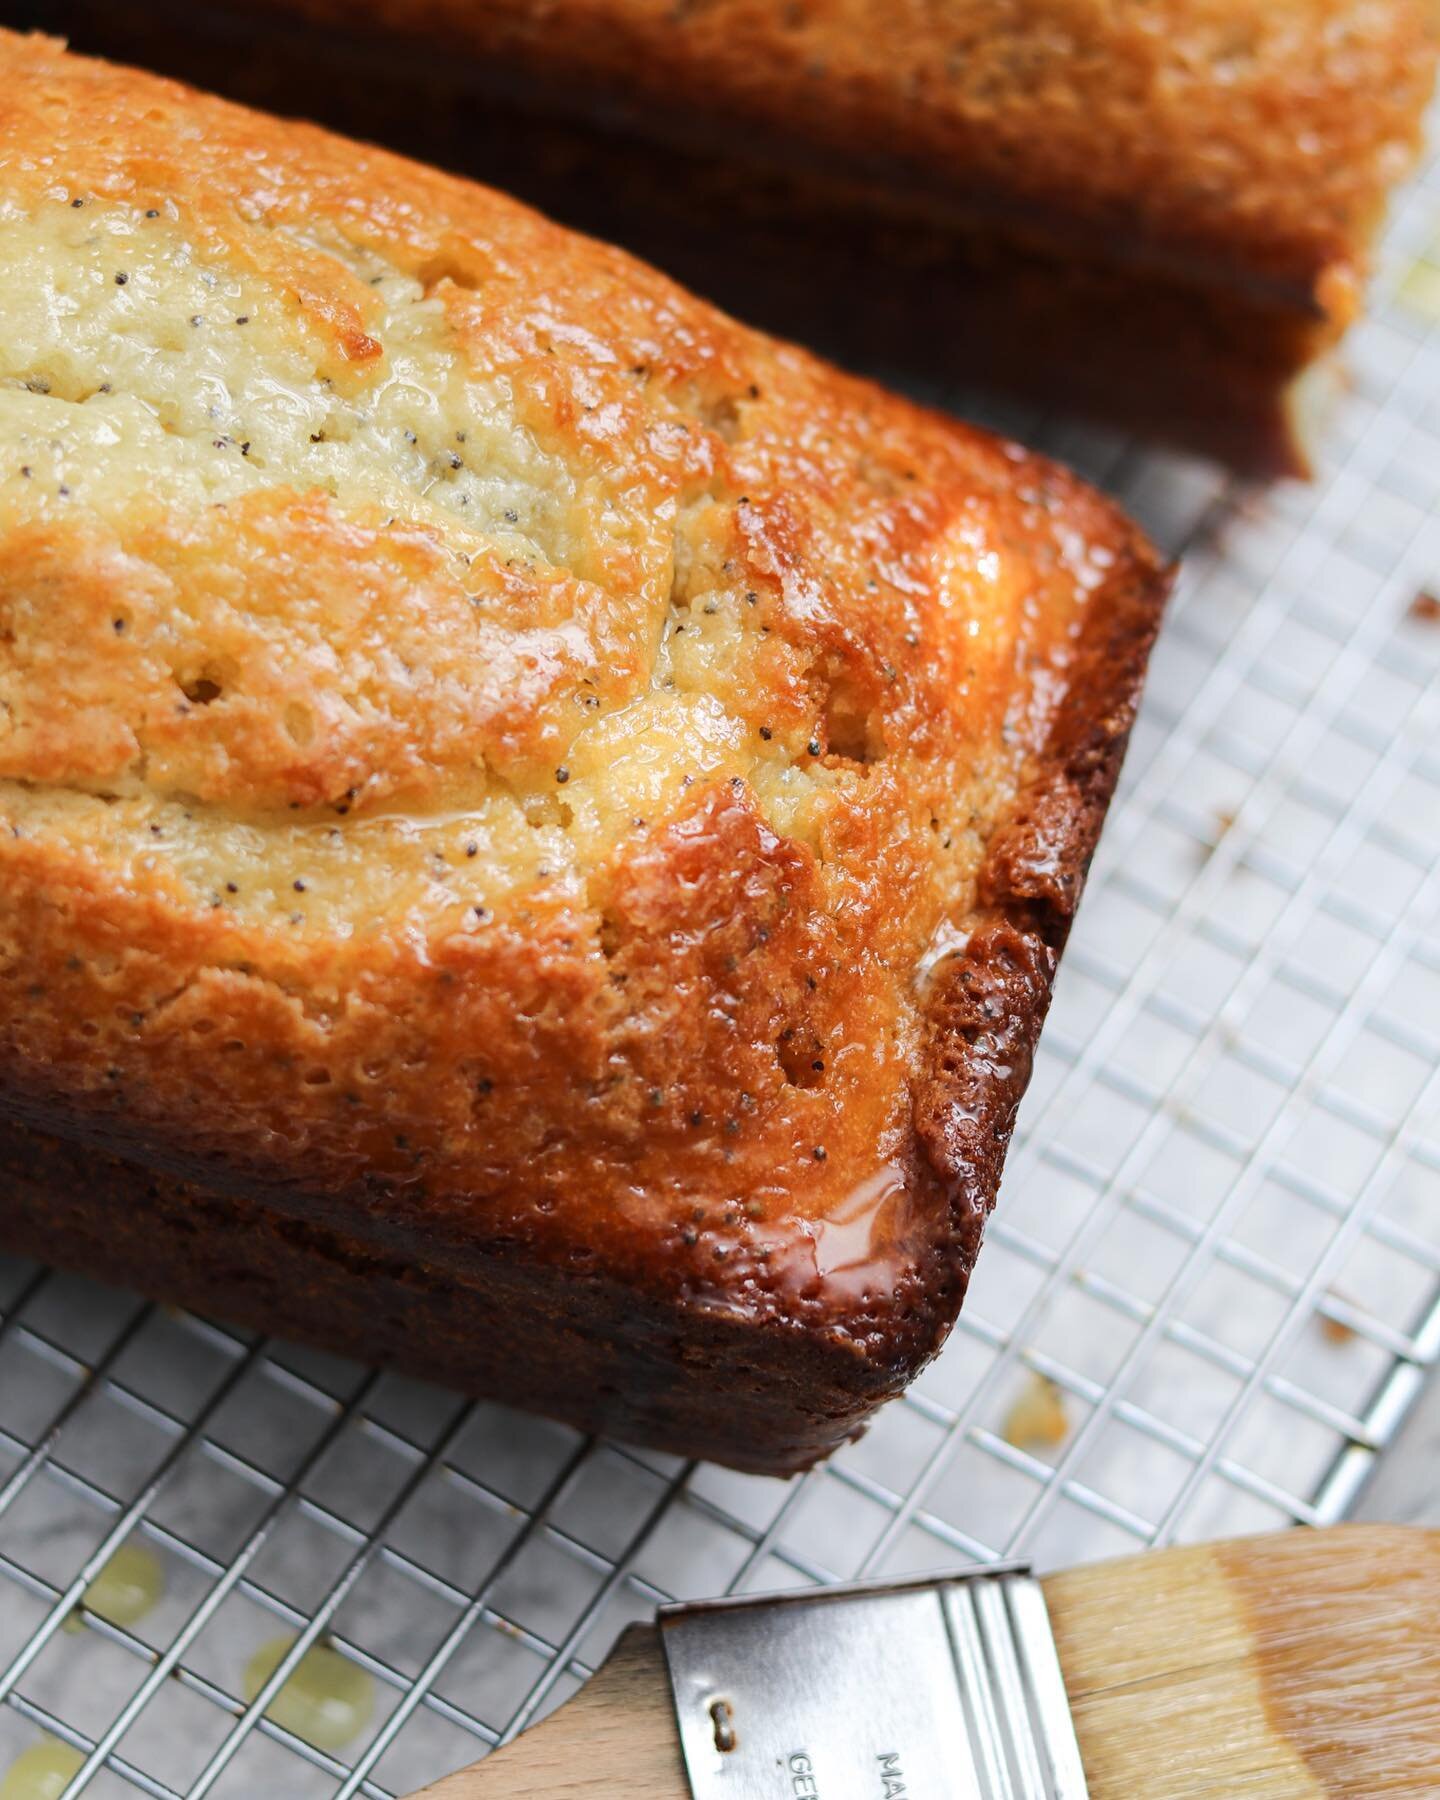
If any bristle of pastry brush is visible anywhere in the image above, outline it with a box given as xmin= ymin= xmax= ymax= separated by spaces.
xmin=1044 ymin=1524 xmax=1440 ymax=1798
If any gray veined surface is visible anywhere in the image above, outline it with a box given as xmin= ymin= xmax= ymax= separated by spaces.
xmin=2 ymin=105 xmax=1440 ymax=1800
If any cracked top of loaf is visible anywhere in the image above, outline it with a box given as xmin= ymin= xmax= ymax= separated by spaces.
xmin=0 ymin=34 xmax=1168 ymax=1374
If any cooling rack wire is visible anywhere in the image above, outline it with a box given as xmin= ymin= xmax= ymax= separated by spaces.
xmin=3 ymin=124 xmax=1440 ymax=1800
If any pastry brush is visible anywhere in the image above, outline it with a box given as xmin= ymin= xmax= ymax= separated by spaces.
xmin=406 ymin=1524 xmax=1440 ymax=1798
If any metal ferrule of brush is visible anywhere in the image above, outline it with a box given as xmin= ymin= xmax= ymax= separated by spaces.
xmin=658 ymin=1562 xmax=1089 ymax=1800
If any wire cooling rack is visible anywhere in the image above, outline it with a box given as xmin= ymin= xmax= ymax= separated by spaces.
xmin=3 ymin=144 xmax=1440 ymax=1800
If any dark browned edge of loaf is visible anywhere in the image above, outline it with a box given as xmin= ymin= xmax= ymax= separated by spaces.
xmin=0 ymin=525 xmax=1171 ymax=1475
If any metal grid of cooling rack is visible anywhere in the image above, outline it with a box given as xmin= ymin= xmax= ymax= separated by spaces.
xmin=3 ymin=141 xmax=1440 ymax=1800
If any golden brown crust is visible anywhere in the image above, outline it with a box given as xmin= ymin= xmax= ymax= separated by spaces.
xmin=0 ymin=34 xmax=1171 ymax=1470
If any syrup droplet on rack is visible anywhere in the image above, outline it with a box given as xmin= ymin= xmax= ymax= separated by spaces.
xmin=0 ymin=1741 xmax=84 ymax=1800
xmin=1398 ymin=256 xmax=1440 ymax=322
xmin=83 ymin=1542 xmax=165 ymax=1628
xmin=243 ymin=1636 xmax=375 ymax=1752
xmin=1002 ymin=1373 xmax=1069 ymax=1451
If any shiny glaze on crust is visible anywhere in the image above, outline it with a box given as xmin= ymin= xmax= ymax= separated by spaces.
xmin=0 ymin=35 xmax=1171 ymax=1467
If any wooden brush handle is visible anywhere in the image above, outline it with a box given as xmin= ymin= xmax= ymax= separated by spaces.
xmin=410 ymin=1525 xmax=1440 ymax=1798
xmin=412 ymin=1627 xmax=681 ymax=1798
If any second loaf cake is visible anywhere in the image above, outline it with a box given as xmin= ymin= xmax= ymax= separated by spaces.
xmin=29 ymin=0 xmax=1439 ymax=470
xmin=0 ymin=32 xmax=1171 ymax=1472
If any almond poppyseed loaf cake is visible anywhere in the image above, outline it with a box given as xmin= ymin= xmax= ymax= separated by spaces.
xmin=30 ymin=0 xmax=1439 ymax=471
xmin=0 ymin=33 xmax=1171 ymax=1473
